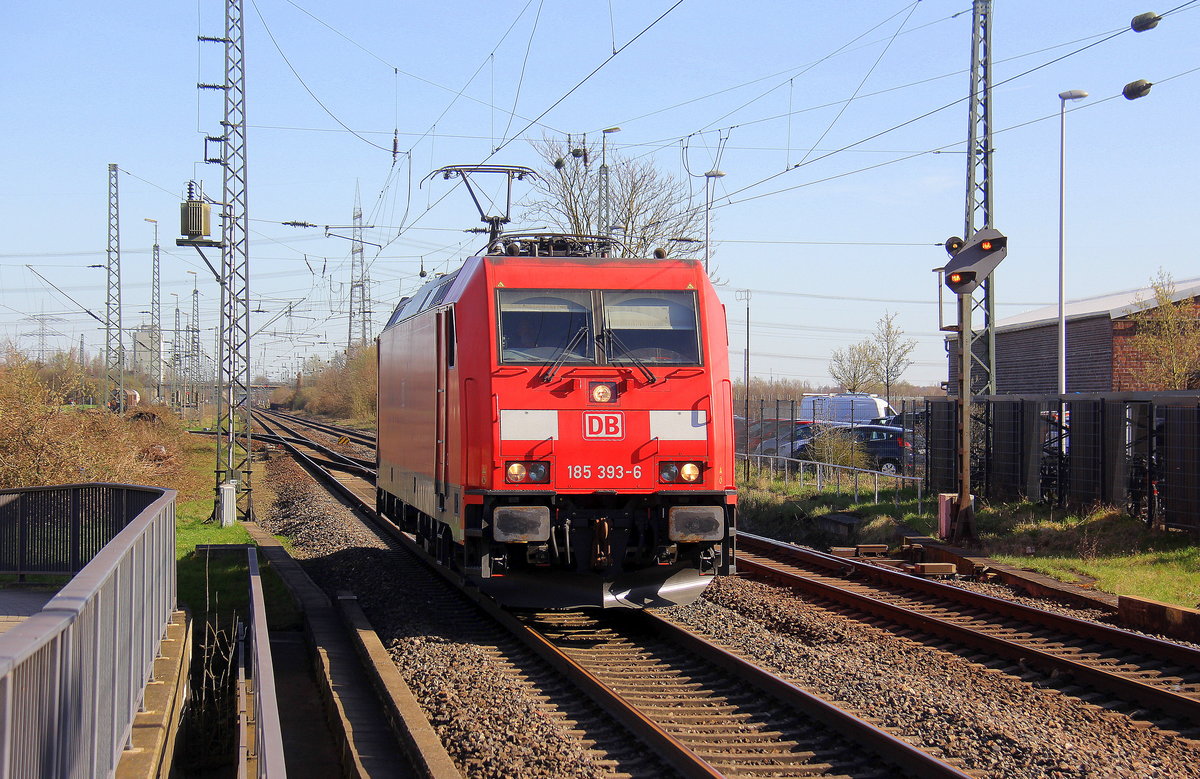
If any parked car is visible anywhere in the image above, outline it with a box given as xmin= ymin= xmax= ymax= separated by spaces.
xmin=875 ymin=409 xmax=928 ymax=430
xmin=798 ymin=393 xmax=895 ymax=424
xmin=784 ymin=423 xmax=915 ymax=474
xmin=847 ymin=424 xmax=915 ymax=474
xmin=745 ymin=418 xmax=794 ymax=451
xmin=754 ymin=421 xmax=828 ymax=458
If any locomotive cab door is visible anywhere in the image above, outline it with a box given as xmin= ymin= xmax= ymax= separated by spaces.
xmin=434 ymin=309 xmax=453 ymax=513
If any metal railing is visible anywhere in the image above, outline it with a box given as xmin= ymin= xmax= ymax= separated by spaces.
xmin=742 ymin=454 xmax=924 ymax=513
xmin=0 ymin=483 xmax=177 ymax=779
xmin=242 ymin=548 xmax=286 ymax=778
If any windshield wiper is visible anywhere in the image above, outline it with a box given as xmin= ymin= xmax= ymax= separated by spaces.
xmin=540 ymin=325 xmax=590 ymax=383
xmin=603 ymin=328 xmax=657 ymax=384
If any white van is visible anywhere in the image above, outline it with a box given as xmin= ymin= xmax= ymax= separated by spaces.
xmin=798 ymin=393 xmax=894 ymax=424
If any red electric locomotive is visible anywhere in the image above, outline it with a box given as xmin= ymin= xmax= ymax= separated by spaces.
xmin=376 ymin=234 xmax=736 ymax=609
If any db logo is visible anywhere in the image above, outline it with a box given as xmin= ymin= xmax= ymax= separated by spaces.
xmin=583 ymin=411 xmax=624 ymax=440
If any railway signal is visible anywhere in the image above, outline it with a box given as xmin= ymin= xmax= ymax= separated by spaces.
xmin=940 ymin=226 xmax=1007 ymax=544
xmin=943 ymin=228 xmax=1007 ymax=295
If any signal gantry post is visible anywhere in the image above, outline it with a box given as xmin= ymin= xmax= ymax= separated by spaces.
xmin=963 ymin=0 xmax=997 ymax=395
xmin=943 ymin=229 xmax=1008 ymax=542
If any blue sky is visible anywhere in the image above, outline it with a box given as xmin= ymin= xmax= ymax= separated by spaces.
xmin=3 ymin=1 xmax=1197 ymax=386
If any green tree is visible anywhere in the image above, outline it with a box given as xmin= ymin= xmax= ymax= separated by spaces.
xmin=1125 ymin=269 xmax=1200 ymax=390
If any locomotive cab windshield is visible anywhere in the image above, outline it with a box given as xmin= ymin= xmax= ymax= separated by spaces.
xmin=498 ymin=290 xmax=594 ymax=363
xmin=498 ymin=288 xmax=701 ymax=366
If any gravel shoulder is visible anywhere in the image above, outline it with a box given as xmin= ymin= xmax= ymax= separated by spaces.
xmin=665 ymin=576 xmax=1200 ymax=779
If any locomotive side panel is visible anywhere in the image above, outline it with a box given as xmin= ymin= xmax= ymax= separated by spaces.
xmin=377 ymin=312 xmax=439 ymax=518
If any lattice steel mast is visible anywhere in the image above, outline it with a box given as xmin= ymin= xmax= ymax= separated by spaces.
xmin=105 ymin=163 xmax=125 ymax=412
xmin=187 ymin=0 xmax=252 ymax=521
xmin=348 ymin=187 xmax=367 ymax=348
xmin=964 ymin=0 xmax=996 ymax=394
xmin=191 ymin=279 xmax=202 ymax=409
xmin=146 ymin=219 xmax=162 ymax=401
xmin=172 ymin=300 xmax=182 ymax=409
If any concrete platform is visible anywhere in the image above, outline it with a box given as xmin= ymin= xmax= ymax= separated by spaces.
xmin=0 ymin=589 xmax=56 ymax=636
xmin=116 ymin=611 xmax=190 ymax=779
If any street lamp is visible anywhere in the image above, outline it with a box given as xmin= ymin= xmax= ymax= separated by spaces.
xmin=1057 ymin=89 xmax=1087 ymax=395
xmin=703 ymin=169 xmax=725 ymax=274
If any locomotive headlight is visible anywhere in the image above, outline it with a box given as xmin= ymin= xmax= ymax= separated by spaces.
xmin=506 ymin=460 xmax=550 ymax=484
xmin=658 ymin=461 xmax=704 ymax=484
xmin=589 ymin=381 xmax=617 ymax=403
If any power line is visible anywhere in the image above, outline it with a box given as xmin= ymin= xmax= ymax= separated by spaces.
xmin=706 ymin=21 xmax=1138 ymax=211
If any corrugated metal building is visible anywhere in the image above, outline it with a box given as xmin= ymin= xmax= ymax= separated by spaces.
xmin=947 ymin=277 xmax=1200 ymax=394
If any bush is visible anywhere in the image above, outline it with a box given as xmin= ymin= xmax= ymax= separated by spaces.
xmin=0 ymin=353 xmax=190 ymax=489
xmin=289 ymin=343 xmax=377 ymax=422
xmin=807 ymin=427 xmax=870 ymax=469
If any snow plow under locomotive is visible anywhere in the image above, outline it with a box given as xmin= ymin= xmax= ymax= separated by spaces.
xmin=376 ymin=234 xmax=736 ymax=609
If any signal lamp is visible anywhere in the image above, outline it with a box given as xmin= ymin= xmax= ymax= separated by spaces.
xmin=946 ymin=271 xmax=977 ymax=293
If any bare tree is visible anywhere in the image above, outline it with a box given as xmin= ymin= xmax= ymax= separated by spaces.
xmin=1124 ymin=269 xmax=1200 ymax=390
xmin=867 ymin=311 xmax=916 ymax=405
xmin=522 ymin=136 xmax=704 ymax=258
xmin=828 ymin=341 xmax=879 ymax=393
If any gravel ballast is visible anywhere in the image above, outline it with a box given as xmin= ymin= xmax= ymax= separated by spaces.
xmin=666 ymin=575 xmax=1200 ymax=778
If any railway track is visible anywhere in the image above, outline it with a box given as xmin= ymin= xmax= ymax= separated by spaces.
xmin=509 ymin=608 xmax=968 ymax=778
xmin=737 ymin=532 xmax=1200 ymax=736
xmin=254 ymin=416 xmax=971 ymax=777
xmin=258 ymin=408 xmax=376 ymax=447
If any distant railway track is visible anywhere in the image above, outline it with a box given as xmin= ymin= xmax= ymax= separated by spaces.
xmin=258 ymin=419 xmax=972 ymax=777
xmin=737 ymin=533 xmax=1200 ymax=736
xmin=252 ymin=411 xmax=377 ymax=506
xmin=258 ymin=408 xmax=377 ymax=448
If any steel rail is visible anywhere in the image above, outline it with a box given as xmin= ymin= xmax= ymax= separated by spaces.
xmin=472 ymin=601 xmax=726 ymax=779
xmin=252 ymin=413 xmax=376 ymax=476
xmin=253 ymin=415 xmax=377 ymax=513
xmin=257 ymin=409 xmax=376 ymax=446
xmin=253 ymin=430 xmax=375 ymax=473
xmin=738 ymin=533 xmax=1200 ymax=724
xmin=740 ymin=533 xmax=1200 ymax=669
xmin=639 ymin=611 xmax=971 ymax=778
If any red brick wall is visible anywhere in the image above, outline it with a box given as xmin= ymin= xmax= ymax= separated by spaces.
xmin=1111 ymin=296 xmax=1200 ymax=391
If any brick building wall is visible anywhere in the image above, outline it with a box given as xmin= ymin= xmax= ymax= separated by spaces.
xmin=1111 ymin=295 xmax=1200 ymax=391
